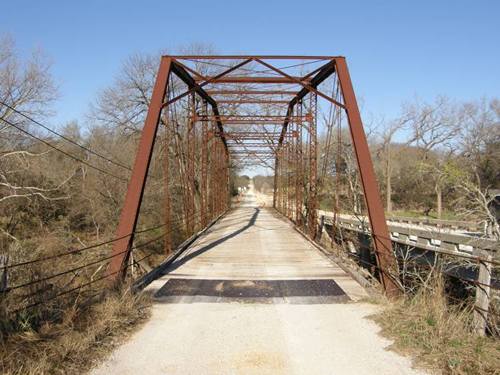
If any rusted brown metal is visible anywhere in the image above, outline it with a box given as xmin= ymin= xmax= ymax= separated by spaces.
xmin=290 ymin=119 xmax=296 ymax=221
xmin=166 ymin=59 xmax=252 ymax=109
xmin=170 ymin=55 xmax=336 ymax=60
xmin=227 ymin=143 xmax=277 ymax=147
xmin=107 ymin=57 xmax=172 ymax=282
xmin=273 ymin=153 xmax=279 ymax=208
xmin=194 ymin=76 xmax=312 ymax=84
xmin=217 ymin=100 xmax=290 ymax=104
xmin=168 ymin=59 xmax=252 ymax=152
xmin=281 ymin=148 xmax=286 ymax=213
xmin=229 ymin=151 xmax=275 ymax=155
xmin=202 ymin=115 xmax=309 ymax=120
xmin=163 ymin=115 xmax=171 ymax=254
xmin=287 ymin=140 xmax=292 ymax=218
xmin=210 ymin=120 xmax=217 ymax=220
xmin=207 ymin=90 xmax=297 ymax=95
xmin=334 ymin=57 xmax=399 ymax=296
xmin=308 ymin=93 xmax=318 ymax=238
xmin=224 ymin=151 xmax=230 ymax=210
xmin=295 ymin=102 xmax=304 ymax=225
xmin=222 ymin=132 xmax=294 ymax=140
xmin=211 ymin=120 xmax=305 ymax=125
xmin=254 ymin=59 xmax=345 ymax=109
xmin=109 ymin=54 xmax=398 ymax=296
xmin=201 ymin=101 xmax=208 ymax=228
xmin=186 ymin=93 xmax=196 ymax=235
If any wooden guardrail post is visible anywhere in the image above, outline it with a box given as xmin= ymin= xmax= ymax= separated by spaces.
xmin=473 ymin=251 xmax=492 ymax=336
xmin=317 ymin=215 xmax=325 ymax=241
xmin=0 ymin=255 xmax=8 ymax=293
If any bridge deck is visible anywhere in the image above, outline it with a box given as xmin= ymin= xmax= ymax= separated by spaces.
xmin=91 ymin=191 xmax=426 ymax=375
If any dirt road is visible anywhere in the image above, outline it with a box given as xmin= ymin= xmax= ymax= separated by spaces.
xmin=91 ymin=188 xmax=426 ymax=375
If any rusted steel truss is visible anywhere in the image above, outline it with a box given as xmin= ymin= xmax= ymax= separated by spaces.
xmin=107 ymin=55 xmax=399 ymax=296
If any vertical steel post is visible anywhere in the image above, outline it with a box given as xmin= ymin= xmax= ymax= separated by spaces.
xmin=284 ymin=142 xmax=288 ymax=217
xmin=287 ymin=139 xmax=292 ymax=218
xmin=210 ymin=121 xmax=217 ymax=220
xmin=279 ymin=149 xmax=284 ymax=213
xmin=107 ymin=57 xmax=172 ymax=281
xmin=163 ymin=119 xmax=172 ymax=254
xmin=335 ymin=57 xmax=399 ymax=296
xmin=273 ymin=155 xmax=279 ymax=208
xmin=291 ymin=118 xmax=296 ymax=221
xmin=224 ymin=151 xmax=230 ymax=210
xmin=286 ymin=140 xmax=290 ymax=218
xmin=296 ymin=101 xmax=303 ymax=226
xmin=219 ymin=141 xmax=224 ymax=213
xmin=201 ymin=101 xmax=208 ymax=227
xmin=279 ymin=150 xmax=283 ymax=213
xmin=215 ymin=141 xmax=221 ymax=215
xmin=308 ymin=93 xmax=318 ymax=238
xmin=186 ymin=93 xmax=196 ymax=234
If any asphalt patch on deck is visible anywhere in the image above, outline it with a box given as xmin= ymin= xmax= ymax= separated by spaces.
xmin=154 ymin=279 xmax=350 ymax=304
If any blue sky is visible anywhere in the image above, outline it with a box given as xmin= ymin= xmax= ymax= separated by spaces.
xmin=1 ymin=0 xmax=499 ymax=128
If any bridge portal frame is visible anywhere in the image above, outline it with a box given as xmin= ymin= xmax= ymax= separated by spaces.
xmin=107 ymin=55 xmax=400 ymax=296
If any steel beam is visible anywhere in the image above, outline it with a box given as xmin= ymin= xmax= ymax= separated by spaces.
xmin=194 ymin=76 xmax=311 ymax=84
xmin=107 ymin=57 xmax=172 ymax=282
xmin=217 ymin=100 xmax=290 ymax=104
xmin=296 ymin=103 xmax=304 ymax=225
xmin=170 ymin=55 xmax=336 ymax=60
xmin=335 ymin=57 xmax=400 ymax=296
xmin=308 ymin=93 xmax=318 ymax=238
xmin=186 ymin=93 xmax=196 ymax=234
xmin=254 ymin=59 xmax=344 ymax=109
xmin=207 ymin=90 xmax=297 ymax=95
xmin=275 ymin=60 xmax=337 ymax=147
xmin=167 ymin=59 xmax=255 ymax=153
xmin=163 ymin=120 xmax=171 ymax=254
xmin=201 ymin=101 xmax=208 ymax=227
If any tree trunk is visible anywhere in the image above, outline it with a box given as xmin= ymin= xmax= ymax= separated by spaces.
xmin=386 ymin=151 xmax=392 ymax=213
xmin=436 ymin=184 xmax=442 ymax=219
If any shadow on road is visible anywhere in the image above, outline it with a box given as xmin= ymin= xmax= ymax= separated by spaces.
xmin=163 ymin=208 xmax=260 ymax=273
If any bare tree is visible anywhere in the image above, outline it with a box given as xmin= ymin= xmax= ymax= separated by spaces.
xmin=404 ymin=96 xmax=461 ymax=218
xmin=88 ymin=53 xmax=159 ymax=135
xmin=447 ymin=98 xmax=500 ymax=237
xmin=376 ymin=114 xmax=413 ymax=212
xmin=0 ymin=35 xmax=59 ymax=241
xmin=0 ymin=34 xmax=57 ymax=124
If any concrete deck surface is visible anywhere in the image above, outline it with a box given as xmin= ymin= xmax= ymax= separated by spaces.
xmin=91 ymin=188 xmax=426 ymax=375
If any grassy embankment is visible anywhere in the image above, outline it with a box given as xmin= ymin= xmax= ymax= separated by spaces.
xmin=0 ymin=287 xmax=151 ymax=375
xmin=370 ymin=281 xmax=499 ymax=375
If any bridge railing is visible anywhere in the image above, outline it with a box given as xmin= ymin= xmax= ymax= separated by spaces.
xmin=319 ymin=212 xmax=499 ymax=336
xmin=386 ymin=215 xmax=482 ymax=232
xmin=321 ymin=212 xmax=499 ymax=256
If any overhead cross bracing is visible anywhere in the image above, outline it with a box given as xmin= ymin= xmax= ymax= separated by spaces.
xmin=107 ymin=55 xmax=400 ymax=296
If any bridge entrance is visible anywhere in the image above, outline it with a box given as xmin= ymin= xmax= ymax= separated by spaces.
xmin=107 ymin=55 xmax=398 ymax=295
xmin=92 ymin=185 xmax=425 ymax=375
xmin=150 ymin=185 xmax=363 ymax=303
xmin=91 ymin=55 xmax=434 ymax=374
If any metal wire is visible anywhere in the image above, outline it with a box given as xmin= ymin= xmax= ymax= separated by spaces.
xmin=0 ymin=212 xmax=199 ymax=271
xmin=0 ymin=101 xmax=133 ymax=171
xmin=0 ymin=117 xmax=129 ymax=182
xmin=11 ymin=252 xmax=154 ymax=314
xmin=179 ymin=57 xmax=325 ymax=75
xmin=4 ymin=230 xmax=169 ymax=293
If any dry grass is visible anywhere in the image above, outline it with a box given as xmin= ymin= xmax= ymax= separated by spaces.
xmin=0 ymin=287 xmax=152 ymax=375
xmin=371 ymin=280 xmax=500 ymax=375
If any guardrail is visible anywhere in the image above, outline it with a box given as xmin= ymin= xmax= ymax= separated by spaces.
xmin=320 ymin=212 xmax=498 ymax=257
xmin=386 ymin=215 xmax=481 ymax=232
xmin=318 ymin=210 xmax=499 ymax=336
